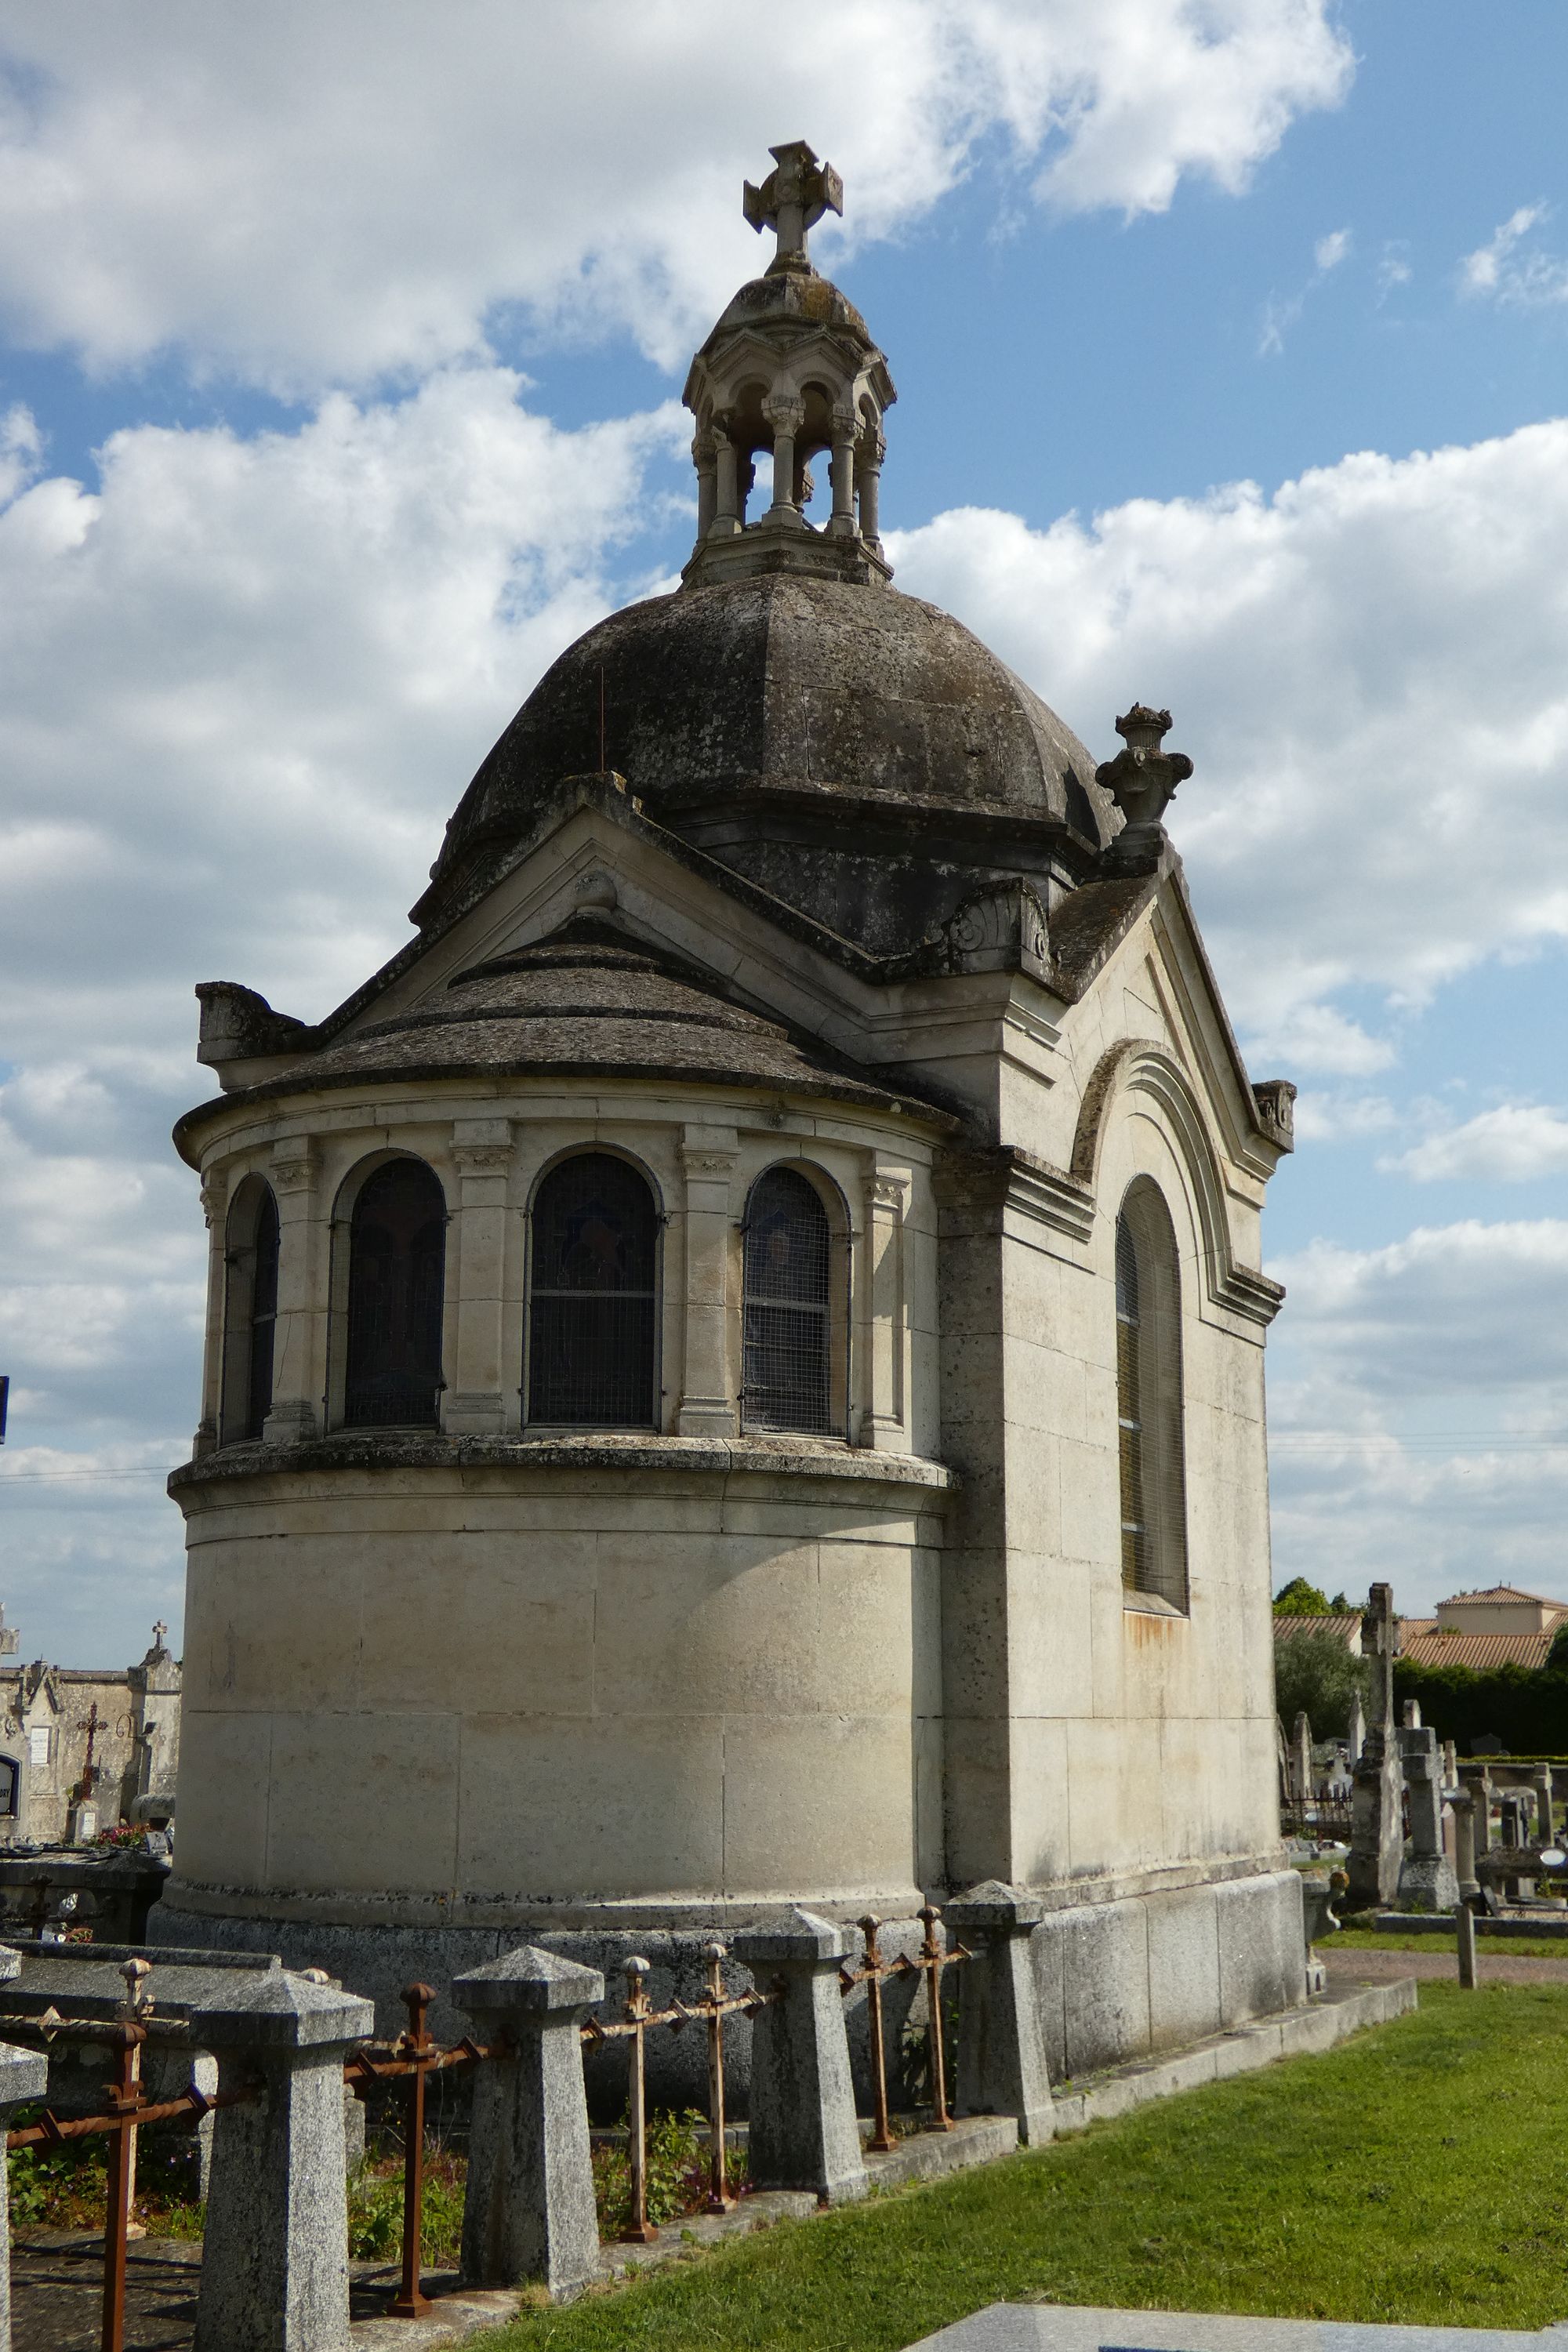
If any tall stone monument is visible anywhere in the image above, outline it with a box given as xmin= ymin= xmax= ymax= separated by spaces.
xmin=1347 ymin=1583 xmax=1404 ymax=1910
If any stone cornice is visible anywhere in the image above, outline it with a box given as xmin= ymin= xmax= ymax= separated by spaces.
xmin=169 ymin=1431 xmax=956 ymax=1499
xmin=933 ymin=1145 xmax=1095 ymax=1246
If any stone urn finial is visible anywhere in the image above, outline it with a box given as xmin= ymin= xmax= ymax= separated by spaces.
xmin=1095 ymin=704 xmax=1192 ymax=870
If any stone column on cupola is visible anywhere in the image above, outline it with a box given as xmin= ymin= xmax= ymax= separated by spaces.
xmin=692 ymin=426 xmax=717 ymax=540
xmin=827 ymin=405 xmax=858 ymax=537
xmin=710 ymin=424 xmax=742 ymax=536
xmin=857 ymin=426 xmax=885 ymax=551
xmin=764 ymin=396 xmax=806 ymax=525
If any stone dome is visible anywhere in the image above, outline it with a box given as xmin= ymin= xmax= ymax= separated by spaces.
xmin=423 ymin=573 xmax=1116 ymax=919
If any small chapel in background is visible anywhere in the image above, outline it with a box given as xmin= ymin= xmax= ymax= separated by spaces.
xmin=162 ymin=141 xmax=1305 ymax=2078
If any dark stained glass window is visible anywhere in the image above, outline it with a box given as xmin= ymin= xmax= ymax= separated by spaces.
xmin=222 ymin=1180 xmax=280 ymax=1444
xmin=1116 ymin=1185 xmax=1188 ymax=1610
xmin=1116 ymin=1212 xmax=1147 ymax=1593
xmin=527 ymin=1152 xmax=657 ymax=1426
xmin=343 ymin=1159 xmax=447 ymax=1428
xmin=244 ymin=1187 xmax=280 ymax=1441
xmin=742 ymin=1167 xmax=834 ymax=1435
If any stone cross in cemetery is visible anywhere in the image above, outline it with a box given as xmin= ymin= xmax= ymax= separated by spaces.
xmin=1348 ymin=1583 xmax=1405 ymax=1909
xmin=1396 ymin=1726 xmax=1458 ymax=1911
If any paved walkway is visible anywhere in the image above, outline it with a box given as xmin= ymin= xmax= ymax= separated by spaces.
xmin=1324 ymin=1947 xmax=1568 ymax=1987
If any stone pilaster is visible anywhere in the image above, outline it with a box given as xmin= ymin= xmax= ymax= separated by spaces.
xmin=677 ymin=1127 xmax=739 ymax=1438
xmin=262 ymin=1141 xmax=321 ymax=1446
xmin=445 ymin=1121 xmax=514 ymax=1436
xmin=862 ymin=1163 xmax=909 ymax=1450
xmin=194 ymin=1163 xmax=230 ymax=1457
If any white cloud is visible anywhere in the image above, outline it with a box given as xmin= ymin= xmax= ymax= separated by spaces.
xmin=888 ymin=416 xmax=1568 ymax=1047
xmin=1375 ymin=243 xmax=1412 ymax=301
xmin=1258 ymin=221 xmax=1352 ymax=354
xmin=1459 ymin=202 xmax=1560 ymax=303
xmin=0 ymin=2 xmax=1353 ymax=390
xmin=1388 ymin=1104 xmax=1568 ymax=1184
xmin=1241 ymin=1004 xmax=1394 ymax=1077
xmin=1265 ymin=1219 xmax=1568 ymax=1610
xmin=1290 ymin=1091 xmax=1396 ymax=1144
xmin=0 ymin=364 xmax=692 ymax=1654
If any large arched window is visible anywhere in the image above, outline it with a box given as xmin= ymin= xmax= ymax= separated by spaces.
xmin=221 ymin=1178 xmax=280 ymax=1443
xmin=527 ymin=1152 xmax=657 ymax=1427
xmin=742 ymin=1166 xmax=836 ymax=1436
xmin=343 ymin=1158 xmax=447 ymax=1428
xmin=1116 ymin=1180 xmax=1188 ymax=1610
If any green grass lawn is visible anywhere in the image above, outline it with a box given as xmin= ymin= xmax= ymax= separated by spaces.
xmin=482 ymin=1984 xmax=1568 ymax=2351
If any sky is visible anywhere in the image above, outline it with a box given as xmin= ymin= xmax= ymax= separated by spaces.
xmin=4 ymin=0 xmax=1568 ymax=1659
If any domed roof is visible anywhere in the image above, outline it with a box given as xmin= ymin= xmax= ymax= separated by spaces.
xmin=174 ymin=915 xmax=955 ymax=1140
xmin=425 ymin=573 xmax=1116 ymax=914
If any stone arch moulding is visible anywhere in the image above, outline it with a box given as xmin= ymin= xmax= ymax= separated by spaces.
xmin=1071 ymin=1040 xmax=1283 ymax=1332
xmin=523 ymin=1137 xmax=666 ymax=1222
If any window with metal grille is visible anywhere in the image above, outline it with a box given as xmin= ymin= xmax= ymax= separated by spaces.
xmin=742 ymin=1167 xmax=835 ymax=1435
xmin=1115 ymin=1182 xmax=1188 ymax=1610
xmin=527 ymin=1152 xmax=657 ymax=1427
xmin=343 ymin=1158 xmax=447 ymax=1428
xmin=222 ymin=1179 xmax=280 ymax=1443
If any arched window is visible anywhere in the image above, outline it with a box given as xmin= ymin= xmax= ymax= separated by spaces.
xmin=0 ymin=1757 xmax=19 ymax=1820
xmin=343 ymin=1159 xmax=447 ymax=1428
xmin=221 ymin=1179 xmax=280 ymax=1443
xmin=527 ymin=1152 xmax=657 ymax=1427
xmin=1116 ymin=1181 xmax=1188 ymax=1610
xmin=742 ymin=1167 xmax=835 ymax=1435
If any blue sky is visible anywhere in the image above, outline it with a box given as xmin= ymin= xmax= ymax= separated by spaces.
xmin=5 ymin=0 xmax=1568 ymax=1658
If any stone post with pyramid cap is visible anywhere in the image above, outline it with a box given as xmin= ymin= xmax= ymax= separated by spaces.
xmin=946 ymin=1881 xmax=1054 ymax=2145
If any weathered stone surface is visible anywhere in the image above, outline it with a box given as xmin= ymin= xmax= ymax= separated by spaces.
xmin=733 ymin=1909 xmax=866 ymax=2204
xmin=453 ymin=1946 xmax=603 ymax=2301
xmin=187 ymin=1971 xmax=373 ymax=2352
xmin=946 ymin=1883 xmax=1052 ymax=2144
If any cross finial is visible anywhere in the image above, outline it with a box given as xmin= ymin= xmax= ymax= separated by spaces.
xmin=742 ymin=140 xmax=844 ymax=276
xmin=152 ymin=1620 xmax=168 ymax=1648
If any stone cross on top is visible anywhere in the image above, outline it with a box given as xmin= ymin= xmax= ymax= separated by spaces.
xmin=743 ymin=140 xmax=843 ymax=274
xmin=1363 ymin=1581 xmax=1397 ymax=1732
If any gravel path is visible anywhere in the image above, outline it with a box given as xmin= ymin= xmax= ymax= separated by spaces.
xmin=1324 ymin=1946 xmax=1568 ymax=1987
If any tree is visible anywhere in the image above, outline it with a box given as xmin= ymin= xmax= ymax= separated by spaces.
xmin=1547 ymin=1622 xmax=1568 ymax=1677
xmin=1274 ymin=1627 xmax=1370 ymax=1741
xmin=1273 ymin=1576 xmax=1331 ymax=1617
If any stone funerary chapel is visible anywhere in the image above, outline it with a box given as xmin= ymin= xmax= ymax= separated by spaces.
xmin=163 ymin=143 xmax=1306 ymax=2074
